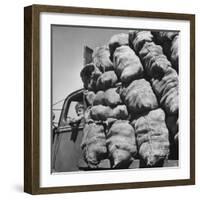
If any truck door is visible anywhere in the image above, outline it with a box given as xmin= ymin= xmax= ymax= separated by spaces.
xmin=52 ymin=89 xmax=85 ymax=172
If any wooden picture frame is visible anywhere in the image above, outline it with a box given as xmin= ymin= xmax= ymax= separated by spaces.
xmin=24 ymin=4 xmax=195 ymax=194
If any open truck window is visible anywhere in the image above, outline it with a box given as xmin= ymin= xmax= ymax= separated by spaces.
xmin=58 ymin=89 xmax=85 ymax=127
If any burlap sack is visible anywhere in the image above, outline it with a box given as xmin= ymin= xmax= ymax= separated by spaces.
xmin=113 ymin=46 xmax=143 ymax=84
xmin=139 ymin=42 xmax=171 ymax=78
xmin=112 ymin=105 xmax=129 ymax=120
xmin=132 ymin=108 xmax=170 ymax=166
xmin=152 ymin=31 xmax=178 ymax=44
xmin=85 ymin=91 xmax=96 ymax=106
xmin=96 ymin=71 xmax=118 ymax=90
xmin=104 ymin=88 xmax=122 ymax=108
xmin=93 ymin=90 xmax=105 ymax=106
xmin=120 ymin=79 xmax=158 ymax=115
xmin=81 ymin=123 xmax=107 ymax=168
xmin=90 ymin=104 xmax=128 ymax=121
xmin=90 ymin=105 xmax=113 ymax=121
xmin=108 ymin=33 xmax=129 ymax=61
xmin=106 ymin=120 xmax=137 ymax=168
xmin=171 ymin=35 xmax=179 ymax=71
xmin=139 ymin=41 xmax=163 ymax=57
xmin=80 ymin=63 xmax=102 ymax=91
xmin=152 ymin=31 xmax=179 ymax=72
xmin=129 ymin=30 xmax=153 ymax=53
xmin=166 ymin=115 xmax=179 ymax=142
xmin=92 ymin=46 xmax=114 ymax=72
xmin=151 ymin=67 xmax=179 ymax=115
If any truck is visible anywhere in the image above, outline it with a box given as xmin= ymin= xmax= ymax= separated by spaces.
xmin=51 ymin=46 xmax=178 ymax=173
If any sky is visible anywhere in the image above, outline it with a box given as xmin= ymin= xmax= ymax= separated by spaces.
xmin=52 ymin=25 xmax=129 ymax=123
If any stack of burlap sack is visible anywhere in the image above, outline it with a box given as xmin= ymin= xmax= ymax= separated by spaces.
xmin=151 ymin=31 xmax=179 ymax=72
xmin=80 ymin=43 xmax=137 ymax=168
xmin=129 ymin=30 xmax=179 ymax=144
xmin=80 ymin=30 xmax=179 ymax=169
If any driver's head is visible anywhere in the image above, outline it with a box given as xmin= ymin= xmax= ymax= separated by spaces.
xmin=75 ymin=102 xmax=85 ymax=116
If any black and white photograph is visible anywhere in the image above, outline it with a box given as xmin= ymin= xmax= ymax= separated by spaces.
xmin=51 ymin=26 xmax=179 ymax=173
xmin=24 ymin=4 xmax=195 ymax=194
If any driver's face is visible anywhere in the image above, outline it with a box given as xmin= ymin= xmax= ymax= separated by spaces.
xmin=77 ymin=108 xmax=84 ymax=116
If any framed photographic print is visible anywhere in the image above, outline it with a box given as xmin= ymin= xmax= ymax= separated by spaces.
xmin=24 ymin=4 xmax=195 ymax=194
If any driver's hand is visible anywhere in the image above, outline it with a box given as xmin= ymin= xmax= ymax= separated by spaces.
xmin=69 ymin=118 xmax=76 ymax=125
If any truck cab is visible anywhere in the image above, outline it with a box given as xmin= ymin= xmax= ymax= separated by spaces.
xmin=52 ymin=89 xmax=86 ymax=172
